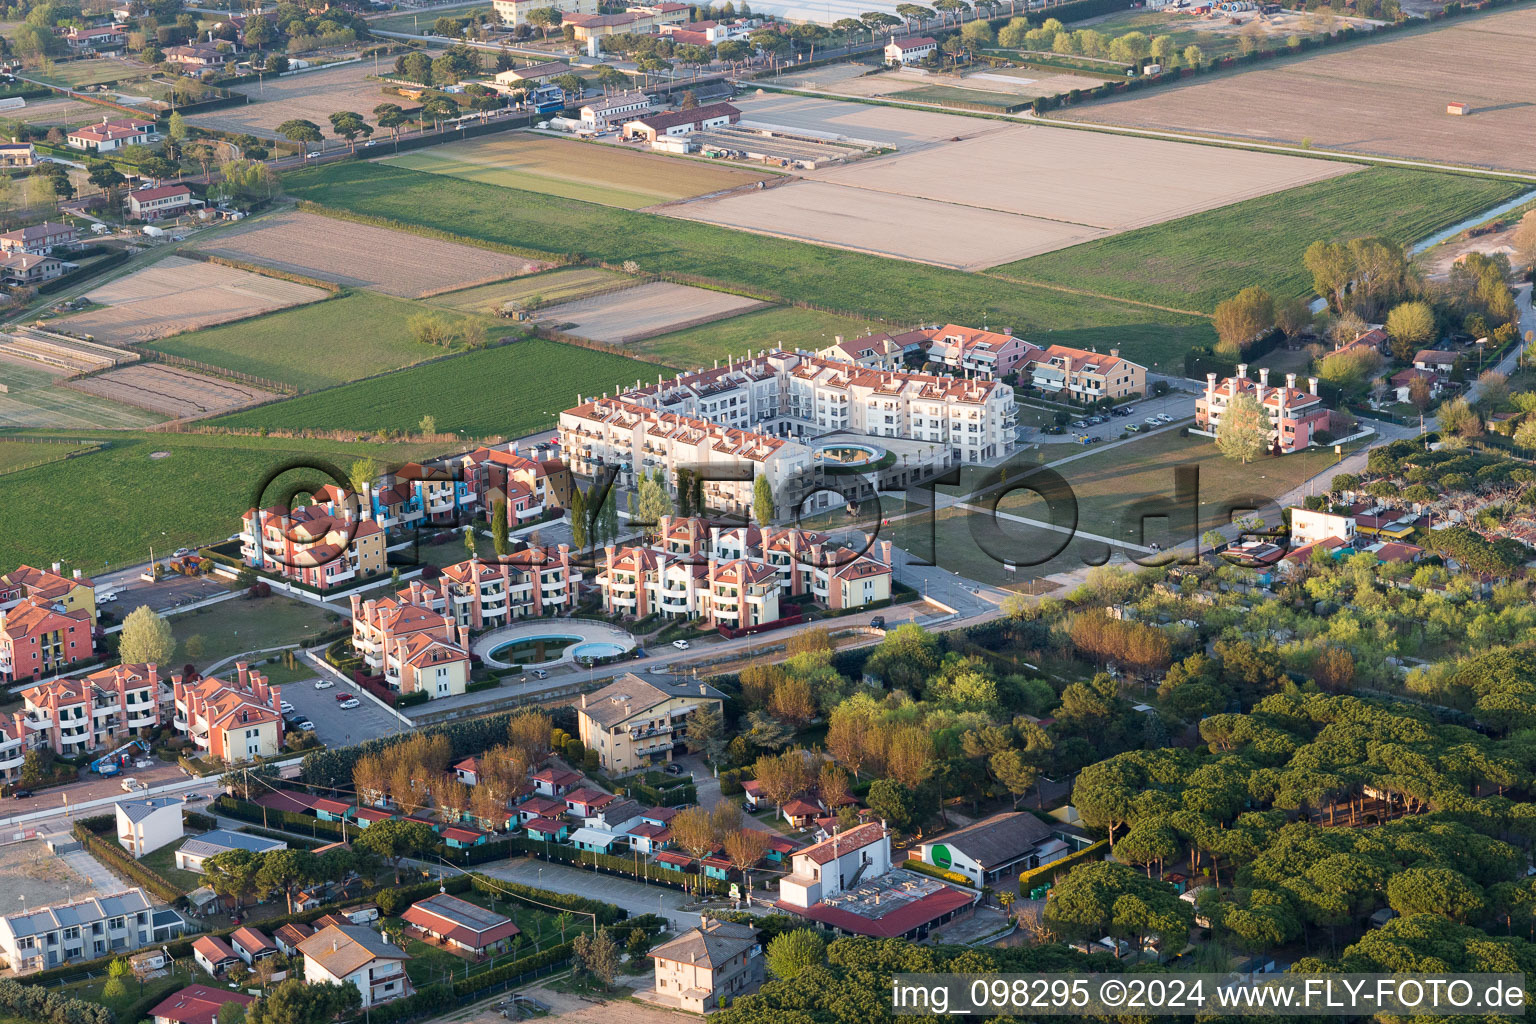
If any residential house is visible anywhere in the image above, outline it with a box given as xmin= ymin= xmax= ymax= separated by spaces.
xmin=530 ymin=765 xmax=582 ymax=797
xmin=298 ymin=925 xmax=413 ymax=1007
xmin=21 ymin=663 xmax=162 ymax=755
xmin=126 ymin=184 xmax=200 ymax=221
xmin=1030 ymin=344 xmax=1146 ymax=403
xmin=453 ymin=756 xmax=480 ymax=786
xmin=400 ymin=894 xmax=519 ymax=955
xmin=163 ymin=43 xmax=234 ymax=68
xmin=348 ymin=591 xmax=470 ymax=699
xmin=0 ymin=222 xmax=77 ymax=255
xmin=409 ymin=550 xmax=579 ymax=629
xmin=67 ymin=118 xmax=154 ymax=153
xmin=273 ymin=923 xmax=313 ymax=956
xmin=586 ymin=797 xmax=644 ymax=833
xmin=816 ymin=333 xmax=907 ymax=370
xmin=229 ymin=926 xmax=277 ymax=965
xmin=0 ymin=140 xmax=36 ymax=167
xmin=0 ymin=564 xmax=96 ymax=623
xmin=578 ymin=90 xmax=654 ymax=130
xmin=191 ymin=936 xmax=240 ymax=976
xmin=239 ymin=497 xmax=386 ymax=591
xmin=1288 ymin=507 xmax=1357 ymax=548
xmin=712 ymin=523 xmax=894 ymax=611
xmin=1196 ymin=365 xmax=1329 ymax=454
xmin=172 ymin=663 xmax=284 ymax=762
xmin=61 ymin=25 xmax=126 ymax=51
xmin=577 ymin=674 xmax=724 ymax=772
xmin=150 ymin=985 xmax=254 ymax=1024
xmin=0 ymin=889 xmax=156 ymax=974
xmin=1414 ymin=349 xmax=1461 ymax=378
xmin=1 ymin=597 xmax=94 ymax=685
xmin=458 ymin=443 xmax=572 ymax=521
xmin=116 ymin=796 xmax=184 ymax=858
xmin=1389 ymin=367 xmax=1441 ymax=404
xmin=175 ymin=829 xmax=286 ymax=873
xmin=0 ymin=252 xmax=63 ymax=287
xmin=913 ymin=324 xmax=1042 ymax=380
xmin=884 ymin=36 xmax=936 ymax=64
xmin=621 ymin=102 xmax=739 ymax=143
xmin=648 ymin=916 xmax=762 ymax=1013
xmin=912 ymin=812 xmax=1056 ymax=888
xmin=777 ymin=822 xmax=891 ymax=909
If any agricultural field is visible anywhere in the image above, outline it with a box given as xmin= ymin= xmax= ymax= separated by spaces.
xmin=0 ymin=438 xmax=94 ymax=475
xmin=61 ymin=256 xmax=330 ymax=345
xmin=35 ymin=57 xmax=156 ymax=88
xmin=386 ymin=133 xmax=777 ymax=209
xmin=0 ymin=353 xmax=164 ymax=428
xmin=776 ymin=63 xmax=1106 ymax=104
xmin=427 ymin=266 xmax=625 ymax=315
xmin=5 ymin=96 xmax=102 ymax=126
xmin=0 ymin=432 xmax=448 ymax=571
xmin=673 ymin=97 xmax=1355 ymax=269
xmin=367 ymin=4 xmax=493 ymax=33
xmin=65 ymin=364 xmax=280 ymax=419
xmin=1067 ymin=4 xmax=1536 ymax=173
xmin=184 ymin=61 xmax=401 ymax=140
xmin=148 ymin=292 xmax=493 ymax=391
xmin=632 ymin=306 xmax=887 ymax=368
xmin=992 ymin=167 xmax=1528 ymax=312
xmin=886 ymin=86 xmax=1028 ymax=110
xmin=212 ymin=338 xmax=669 ymax=438
xmin=194 ymin=209 xmax=544 ymax=298
xmin=283 ymin=161 xmax=1217 ymax=372
xmin=538 ymin=282 xmax=767 ymax=343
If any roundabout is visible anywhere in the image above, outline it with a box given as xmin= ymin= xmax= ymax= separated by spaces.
xmin=475 ymin=619 xmax=638 ymax=670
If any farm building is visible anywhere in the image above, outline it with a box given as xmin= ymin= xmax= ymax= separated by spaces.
xmin=1447 ymin=101 xmax=1470 ymax=115
xmin=579 ymin=90 xmax=654 ymax=130
xmin=884 ymin=36 xmax=937 ymax=65
xmin=622 ymin=103 xmax=740 ymax=143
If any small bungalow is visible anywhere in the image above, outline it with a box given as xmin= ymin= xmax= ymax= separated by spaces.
xmin=273 ymin=922 xmax=313 ymax=956
xmin=564 ymin=788 xmax=614 ymax=817
xmin=740 ymin=780 xmax=762 ymax=810
xmin=442 ymin=826 xmax=489 ymax=849
xmin=524 ymin=817 xmax=569 ymax=842
xmin=517 ymin=796 xmax=565 ymax=823
xmin=191 ymin=936 xmax=239 ymax=977
xmin=353 ymin=807 xmax=395 ymax=828
xmin=764 ymin=836 xmax=798 ymax=865
xmin=531 ymin=765 xmax=582 ymax=798
xmin=568 ymin=827 xmax=625 ymax=853
xmin=701 ymin=855 xmax=731 ymax=881
xmin=655 ymin=850 xmax=692 ymax=874
xmin=780 ymin=798 xmax=822 ymax=829
xmin=627 ymin=822 xmax=672 ymax=855
xmin=453 ymin=756 xmax=480 ymax=786
xmin=401 ymin=893 xmax=519 ymax=956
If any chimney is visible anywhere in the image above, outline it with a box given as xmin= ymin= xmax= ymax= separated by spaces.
xmin=1258 ymin=367 xmax=1269 ymax=386
xmin=72 ymin=569 xmax=80 ymax=580
xmin=1237 ymin=363 xmax=1249 ymax=380
xmin=699 ymin=683 xmax=706 ymax=695
xmin=1110 ymin=348 xmax=1119 ymax=359
xmin=1206 ymin=372 xmax=1217 ymax=396
xmin=236 ymin=661 xmax=249 ymax=687
xmin=52 ymin=562 xmax=60 ymax=574
xmin=880 ymin=540 xmax=892 ymax=567
xmin=1002 ymin=326 xmax=1012 ymax=336
xmin=700 ymin=913 xmax=709 ymax=930
xmin=410 ymin=579 xmax=424 ymax=605
xmin=1308 ymin=376 xmax=1319 ymax=396
xmin=581 ymin=693 xmax=588 ymax=708
xmin=1287 ymin=372 xmax=1298 ymax=390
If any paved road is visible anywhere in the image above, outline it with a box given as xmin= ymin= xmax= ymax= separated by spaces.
xmin=477 ymin=856 xmax=754 ymax=934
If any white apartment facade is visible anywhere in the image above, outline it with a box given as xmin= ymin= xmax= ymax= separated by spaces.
xmin=1289 ymin=507 xmax=1356 ymax=547
xmin=0 ymin=889 xmax=155 ymax=974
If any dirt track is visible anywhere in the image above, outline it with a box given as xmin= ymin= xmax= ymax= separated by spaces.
xmin=66 ymin=363 xmax=279 ymax=417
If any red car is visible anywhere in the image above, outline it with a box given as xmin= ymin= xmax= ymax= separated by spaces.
xmin=335 ymin=692 xmax=351 ymax=702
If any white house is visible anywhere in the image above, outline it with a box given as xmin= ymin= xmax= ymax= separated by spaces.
xmin=116 ymin=797 xmax=184 ymax=858
xmin=884 ymin=36 xmax=936 ymax=65
xmin=1288 ymin=507 xmax=1356 ymax=548
xmin=297 ymin=924 xmax=413 ymax=1008
xmin=175 ymin=830 xmax=286 ymax=873
xmin=578 ymin=90 xmax=653 ymax=130
xmin=778 ymin=822 xmax=892 ymax=909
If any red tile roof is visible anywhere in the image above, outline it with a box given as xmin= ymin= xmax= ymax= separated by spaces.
xmin=150 ymin=986 xmax=254 ymax=1024
xmin=775 ymin=882 xmax=972 ymax=938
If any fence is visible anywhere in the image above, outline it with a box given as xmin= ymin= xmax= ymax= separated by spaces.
xmin=137 ymin=349 xmax=297 ymax=394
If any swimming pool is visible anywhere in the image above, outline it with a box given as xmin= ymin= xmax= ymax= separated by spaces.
xmin=488 ymin=635 xmax=580 ymax=665
xmin=572 ymin=642 xmax=626 ymax=659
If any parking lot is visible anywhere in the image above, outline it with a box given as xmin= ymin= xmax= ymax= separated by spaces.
xmin=101 ymin=572 xmax=231 ymax=622
xmin=279 ymin=667 xmax=407 ymax=749
xmin=1022 ymin=387 xmax=1197 ymax=446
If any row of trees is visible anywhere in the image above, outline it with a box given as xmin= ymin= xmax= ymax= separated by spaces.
xmin=997 ymin=16 xmax=1202 ymax=67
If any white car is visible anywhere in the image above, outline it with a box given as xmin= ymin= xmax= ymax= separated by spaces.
xmin=280 ymin=701 xmax=294 ymax=713
xmin=1157 ymin=413 xmax=1174 ymax=424
xmin=314 ymin=679 xmax=334 ymax=690
xmin=338 ymin=698 xmax=361 ymax=710
xmin=173 ymin=547 xmax=192 ymax=558
xmin=1144 ymin=416 xmax=1160 ymax=426
xmin=671 ymin=640 xmax=690 ymax=650
xmin=120 ymin=778 xmax=140 ymax=792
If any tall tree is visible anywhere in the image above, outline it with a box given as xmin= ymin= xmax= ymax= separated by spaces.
xmin=275 ymin=119 xmax=322 ymax=158
xmin=491 ymin=499 xmax=509 ymax=556
xmin=119 ymin=606 xmax=174 ymax=666
xmin=1212 ymin=286 xmax=1276 ymax=355
xmin=1216 ymin=391 xmax=1269 ymax=464
xmin=353 ymin=818 xmax=435 ymax=882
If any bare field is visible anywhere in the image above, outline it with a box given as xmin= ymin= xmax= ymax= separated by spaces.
xmin=194 ymin=210 xmax=545 ymax=297
xmin=1066 ymin=5 xmax=1536 ymax=173
xmin=64 ymin=256 xmax=328 ymax=344
xmin=668 ymin=179 xmax=1107 ymax=269
xmin=10 ymin=96 xmax=101 ymax=126
xmin=0 ymin=841 xmax=91 ymax=907
xmin=668 ymin=98 xmax=1356 ymax=268
xmin=538 ymin=282 xmax=767 ymax=343
xmin=184 ymin=62 xmax=398 ymax=140
xmin=428 ymin=267 xmax=625 ymax=314
xmin=66 ymin=363 xmax=280 ymax=418
xmin=0 ymin=352 xmax=163 ymax=428
xmin=733 ymin=91 xmax=1006 ymax=149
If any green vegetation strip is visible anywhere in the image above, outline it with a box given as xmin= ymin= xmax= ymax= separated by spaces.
xmin=283 ymin=162 xmax=1215 ymax=371
xmin=991 ymin=167 xmax=1527 ymax=313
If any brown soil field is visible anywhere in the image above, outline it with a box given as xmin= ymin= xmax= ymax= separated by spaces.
xmin=733 ymin=91 xmax=1005 ymax=149
xmin=0 ymin=841 xmax=91 ymax=907
xmin=184 ymin=61 xmax=400 ymax=141
xmin=65 ymin=363 xmax=280 ymax=418
xmin=1066 ymin=5 xmax=1536 ymax=173
xmin=538 ymin=282 xmax=767 ymax=342
xmin=65 ymin=256 xmax=329 ymax=344
xmin=194 ymin=210 xmax=545 ymax=298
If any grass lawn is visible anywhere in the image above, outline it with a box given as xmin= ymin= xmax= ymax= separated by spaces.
xmin=55 ymin=966 xmax=198 ymax=1021
xmin=0 ymin=439 xmax=93 ymax=474
xmin=991 ymin=167 xmax=1528 ymax=313
xmin=146 ymin=293 xmax=499 ymax=391
xmin=283 ymin=161 xmax=1216 ymax=372
xmin=887 ymin=86 xmax=1026 ymax=110
xmin=212 ymin=337 xmax=667 ymax=438
xmin=171 ymin=595 xmax=345 ymax=668
xmin=0 ymin=358 xmax=165 ymax=429
xmin=0 ymin=432 xmax=447 ymax=572
xmin=427 ymin=267 xmax=625 ymax=315
xmin=386 ymin=134 xmax=775 ymax=209
xmin=136 ymin=845 xmax=206 ymax=894
xmin=37 ymin=58 xmax=156 ymax=88
xmin=631 ymin=306 xmax=888 ymax=368
xmin=368 ymin=5 xmax=493 ymax=33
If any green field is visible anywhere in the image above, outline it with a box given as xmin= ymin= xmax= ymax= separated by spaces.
xmin=0 ymin=432 xmax=447 ymax=571
xmin=147 ymin=293 xmax=502 ymax=391
xmin=992 ymin=167 xmax=1527 ymax=312
xmin=37 ymin=58 xmax=156 ymax=88
xmin=888 ymin=86 xmax=1026 ymax=110
xmin=0 ymin=359 xmax=164 ymax=428
xmin=283 ymin=162 xmax=1216 ymax=371
xmin=427 ymin=266 xmax=624 ymax=315
xmin=632 ymin=306 xmax=889 ymax=368
xmin=171 ymin=594 xmax=344 ymax=668
xmin=212 ymin=338 xmax=670 ymax=438
xmin=0 ymin=439 xmax=92 ymax=474
xmin=367 ymin=5 xmax=493 ymax=34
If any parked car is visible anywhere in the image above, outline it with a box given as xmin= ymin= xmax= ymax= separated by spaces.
xmin=665 ymin=764 xmax=684 ymax=775
xmin=335 ymin=692 xmax=351 ymax=702
xmin=1126 ymin=424 xmax=1141 ymax=433
xmin=530 ymin=668 xmax=548 ymax=679
xmin=173 ymin=548 xmax=192 ymax=558
xmin=280 ymin=701 xmax=294 ymax=713
xmin=98 ymin=591 xmax=118 ymax=603
xmin=120 ymin=778 xmax=141 ymax=792
xmin=870 ymin=615 xmax=886 ymax=630
xmin=182 ymin=792 xmax=205 ymax=802
xmin=1156 ymin=413 xmax=1173 ymax=424
xmin=672 ymin=639 xmax=691 ymax=650
xmin=296 ymin=719 xmax=315 ymax=732
xmin=314 ymin=679 xmax=334 ymax=689
xmin=1145 ymin=416 xmax=1160 ymax=426
xmin=339 ymin=698 xmax=360 ymax=710
xmin=12 ymin=788 xmax=33 ymax=799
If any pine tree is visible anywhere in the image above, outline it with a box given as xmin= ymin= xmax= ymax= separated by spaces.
xmin=570 ymin=487 xmax=588 ymax=549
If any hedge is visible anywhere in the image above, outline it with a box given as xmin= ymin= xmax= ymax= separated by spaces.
xmin=0 ymin=977 xmax=112 ymax=1024
xmin=213 ymin=794 xmax=347 ymax=840
xmin=72 ymin=816 xmax=184 ymax=904
xmin=449 ymin=942 xmax=573 ymax=998
xmin=468 ymin=872 xmax=629 ymax=925
xmin=1018 ymin=839 xmax=1109 ymax=896
xmin=900 ymin=856 xmax=977 ymax=889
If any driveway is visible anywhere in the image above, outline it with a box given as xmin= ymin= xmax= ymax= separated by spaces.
xmin=478 ymin=857 xmax=705 ymax=934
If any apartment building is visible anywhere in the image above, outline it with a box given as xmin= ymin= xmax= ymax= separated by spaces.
xmin=1029 ymin=345 xmax=1146 ymax=403
xmin=0 ymin=222 xmax=77 ymax=255
xmin=0 ymin=717 xmax=27 ymax=787
xmin=909 ymin=324 xmax=1042 ymax=380
xmin=713 ymin=524 xmax=895 ymax=610
xmin=21 ymin=663 xmax=164 ymax=757
xmin=491 ymin=0 xmax=596 ymax=26
xmin=348 ymin=591 xmax=469 ymax=699
xmin=1 ymin=563 xmax=96 ymax=624
xmin=459 ymin=444 xmax=573 ymax=522
xmin=172 ymin=663 xmax=283 ymax=762
xmin=125 ymin=184 xmax=200 ymax=222
xmin=815 ymin=333 xmax=909 ymax=370
xmin=0 ymin=597 xmax=95 ymax=684
xmin=239 ymin=499 xmax=387 ymax=592
xmin=1289 ymin=507 xmax=1357 ymax=548
xmin=648 ymin=916 xmax=763 ymax=1013
xmin=116 ymin=797 xmax=185 ymax=858
xmin=402 ymin=550 xmax=578 ymax=630
xmin=576 ymin=674 xmax=724 ymax=772
xmin=594 ymin=545 xmax=783 ymax=628
xmin=297 ymin=924 xmax=413 ymax=1008
xmin=1196 ymin=365 xmax=1329 ymax=455
xmin=0 ymin=889 xmax=155 ymax=974
xmin=367 ymin=463 xmax=474 ymax=532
